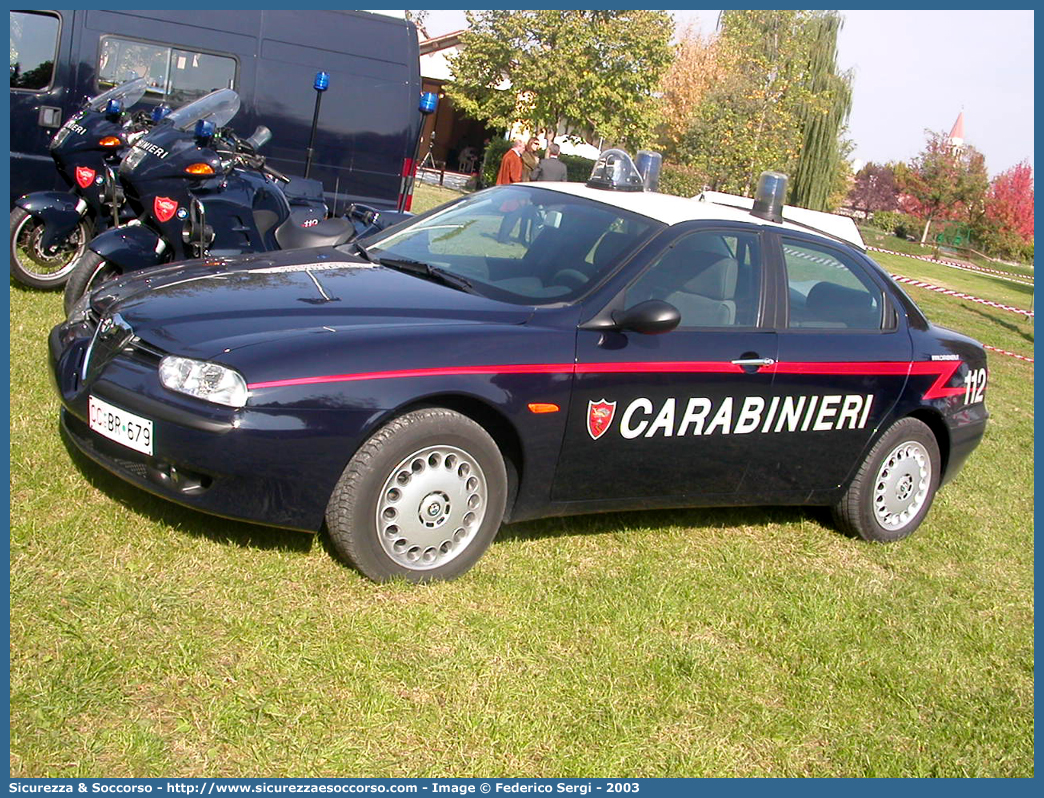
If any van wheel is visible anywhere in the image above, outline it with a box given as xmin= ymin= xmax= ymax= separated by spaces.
xmin=10 ymin=207 xmax=90 ymax=290
xmin=325 ymin=408 xmax=507 ymax=582
xmin=63 ymin=251 xmax=121 ymax=315
xmin=832 ymin=417 xmax=940 ymax=542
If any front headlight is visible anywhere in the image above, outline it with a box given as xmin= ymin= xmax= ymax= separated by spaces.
xmin=159 ymin=356 xmax=248 ymax=407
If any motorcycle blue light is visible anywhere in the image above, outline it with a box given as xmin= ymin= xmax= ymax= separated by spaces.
xmin=151 ymin=104 xmax=171 ymax=122
xmin=314 ymin=71 xmax=330 ymax=92
xmin=105 ymin=99 xmax=122 ymax=116
xmin=194 ymin=119 xmax=215 ymax=140
xmin=419 ymin=92 xmax=438 ymax=115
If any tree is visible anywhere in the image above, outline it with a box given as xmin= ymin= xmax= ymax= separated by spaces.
xmin=655 ymin=22 xmax=722 ymax=160
xmin=987 ymin=161 xmax=1034 ymax=241
xmin=446 ymin=10 xmax=674 ymax=149
xmin=787 ymin=12 xmax=853 ymax=211
xmin=680 ymin=10 xmax=851 ymax=202
xmin=847 ymin=162 xmax=899 ymax=217
xmin=903 ymin=131 xmax=989 ymax=243
xmin=971 ymin=161 xmax=1034 ymax=260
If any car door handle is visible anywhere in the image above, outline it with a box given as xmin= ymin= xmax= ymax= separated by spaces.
xmin=731 ymin=357 xmax=775 ymax=368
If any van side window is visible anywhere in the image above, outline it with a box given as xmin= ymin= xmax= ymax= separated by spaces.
xmin=10 ymin=11 xmax=60 ymax=91
xmin=98 ymin=37 xmax=236 ymax=105
xmin=782 ymin=238 xmax=884 ymax=330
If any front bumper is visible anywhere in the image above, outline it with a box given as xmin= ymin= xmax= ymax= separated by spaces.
xmin=50 ymin=322 xmax=374 ymax=532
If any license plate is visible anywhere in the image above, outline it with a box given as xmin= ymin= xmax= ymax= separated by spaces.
xmin=88 ymin=395 xmax=154 ymax=456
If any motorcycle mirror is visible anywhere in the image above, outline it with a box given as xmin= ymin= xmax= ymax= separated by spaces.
xmin=245 ymin=125 xmax=272 ymax=151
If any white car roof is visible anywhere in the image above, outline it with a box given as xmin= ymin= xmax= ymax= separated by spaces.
xmin=526 ymin=182 xmax=865 ymax=250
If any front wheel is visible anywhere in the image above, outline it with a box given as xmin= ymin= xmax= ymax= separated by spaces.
xmin=832 ymin=417 xmax=941 ymax=542
xmin=325 ymin=408 xmax=508 ymax=582
xmin=63 ymin=250 xmax=122 ymax=315
xmin=10 ymin=206 xmax=91 ymax=290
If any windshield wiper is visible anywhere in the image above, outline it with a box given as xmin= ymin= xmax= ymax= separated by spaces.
xmin=352 ymin=240 xmax=377 ymax=263
xmin=378 ymin=256 xmax=474 ymax=293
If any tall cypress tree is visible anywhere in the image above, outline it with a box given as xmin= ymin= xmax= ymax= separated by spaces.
xmin=788 ymin=12 xmax=852 ymax=210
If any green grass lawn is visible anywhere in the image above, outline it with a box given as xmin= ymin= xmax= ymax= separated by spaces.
xmin=8 ymin=213 xmax=1033 ymax=777
xmin=858 ymin=226 xmax=1035 ymax=280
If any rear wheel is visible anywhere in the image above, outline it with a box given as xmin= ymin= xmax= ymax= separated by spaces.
xmin=10 ymin=206 xmax=90 ymax=289
xmin=325 ymin=408 xmax=507 ymax=582
xmin=832 ymin=417 xmax=941 ymax=542
xmin=63 ymin=250 xmax=121 ymax=315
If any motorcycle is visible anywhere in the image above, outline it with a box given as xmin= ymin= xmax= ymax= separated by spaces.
xmin=10 ymin=77 xmax=155 ymax=289
xmin=63 ymin=87 xmax=407 ymax=313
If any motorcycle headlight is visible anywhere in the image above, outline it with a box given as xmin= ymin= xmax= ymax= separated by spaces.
xmin=159 ymin=356 xmax=248 ymax=407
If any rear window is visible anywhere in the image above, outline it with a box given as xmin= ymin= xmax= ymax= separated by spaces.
xmin=10 ymin=11 xmax=60 ymax=90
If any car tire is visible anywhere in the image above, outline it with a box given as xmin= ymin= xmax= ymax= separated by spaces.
xmin=63 ymin=250 xmax=121 ymax=315
xmin=832 ymin=417 xmax=941 ymax=542
xmin=325 ymin=407 xmax=508 ymax=582
xmin=10 ymin=207 xmax=90 ymax=290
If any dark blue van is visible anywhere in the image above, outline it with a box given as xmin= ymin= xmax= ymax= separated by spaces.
xmin=10 ymin=9 xmax=423 ymax=211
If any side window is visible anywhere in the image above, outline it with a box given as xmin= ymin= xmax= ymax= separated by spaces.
xmin=783 ymin=238 xmax=883 ymax=330
xmin=10 ymin=11 xmax=60 ymax=91
xmin=97 ymin=37 xmax=236 ymax=104
xmin=624 ymin=230 xmax=762 ymax=327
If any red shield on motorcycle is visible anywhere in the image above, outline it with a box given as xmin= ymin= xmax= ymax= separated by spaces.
xmin=587 ymin=399 xmax=617 ymax=440
xmin=74 ymin=166 xmax=96 ymax=189
xmin=153 ymin=196 xmax=178 ymax=223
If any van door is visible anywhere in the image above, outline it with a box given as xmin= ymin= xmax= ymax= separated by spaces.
xmin=10 ymin=10 xmax=75 ymax=202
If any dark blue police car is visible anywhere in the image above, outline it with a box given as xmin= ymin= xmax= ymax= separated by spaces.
xmin=50 ymin=152 xmax=989 ymax=581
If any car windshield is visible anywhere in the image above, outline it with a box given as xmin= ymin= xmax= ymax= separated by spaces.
xmin=164 ymin=88 xmax=240 ymax=131
xmin=353 ymin=185 xmax=661 ymax=304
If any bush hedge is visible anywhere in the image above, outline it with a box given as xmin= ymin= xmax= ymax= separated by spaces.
xmin=868 ymin=210 xmax=925 ymax=240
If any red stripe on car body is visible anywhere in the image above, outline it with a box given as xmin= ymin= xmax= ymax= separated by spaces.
xmin=248 ymin=359 xmax=965 ymax=400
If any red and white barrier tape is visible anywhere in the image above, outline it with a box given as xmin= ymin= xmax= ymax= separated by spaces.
xmin=890 ymin=273 xmax=1034 ymax=318
xmin=868 ymin=246 xmax=1034 ymax=286
xmin=983 ymin=344 xmax=1034 ymax=364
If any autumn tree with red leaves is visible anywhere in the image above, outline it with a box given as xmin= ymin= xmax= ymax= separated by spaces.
xmin=971 ymin=161 xmax=1034 ymax=260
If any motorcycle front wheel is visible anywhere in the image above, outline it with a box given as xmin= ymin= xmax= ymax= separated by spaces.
xmin=10 ymin=207 xmax=92 ymax=290
xmin=63 ymin=250 xmax=122 ymax=315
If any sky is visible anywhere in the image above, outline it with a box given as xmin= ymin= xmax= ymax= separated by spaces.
xmin=414 ymin=9 xmax=1035 ymax=178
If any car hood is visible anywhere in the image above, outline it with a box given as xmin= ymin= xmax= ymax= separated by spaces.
xmin=97 ymin=248 xmax=534 ymax=359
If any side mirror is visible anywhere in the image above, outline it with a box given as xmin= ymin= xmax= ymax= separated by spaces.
xmin=612 ymin=300 xmax=680 ymax=335
xmin=244 ymin=125 xmax=271 ymax=152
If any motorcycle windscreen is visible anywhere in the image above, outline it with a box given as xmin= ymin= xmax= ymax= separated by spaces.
xmin=87 ymin=77 xmax=148 ymax=112
xmin=165 ymin=89 xmax=241 ymax=131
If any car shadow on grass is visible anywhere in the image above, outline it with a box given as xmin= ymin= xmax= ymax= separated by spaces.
xmin=965 ymin=303 xmax=1034 ymax=345
xmin=62 ymin=428 xmax=315 ymax=554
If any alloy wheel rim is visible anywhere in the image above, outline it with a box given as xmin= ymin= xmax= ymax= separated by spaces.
xmin=872 ymin=440 xmax=931 ymax=530
xmin=376 ymin=445 xmax=487 ymax=570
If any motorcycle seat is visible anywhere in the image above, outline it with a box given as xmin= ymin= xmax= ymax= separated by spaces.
xmin=274 ymin=210 xmax=355 ymax=250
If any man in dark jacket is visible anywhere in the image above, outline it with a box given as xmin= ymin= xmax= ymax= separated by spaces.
xmin=530 ymin=143 xmax=568 ymax=181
